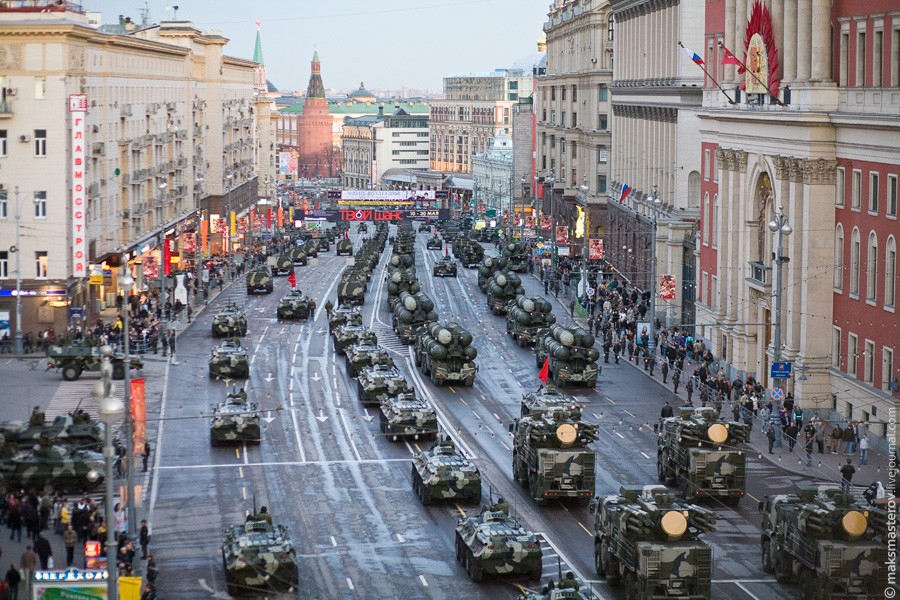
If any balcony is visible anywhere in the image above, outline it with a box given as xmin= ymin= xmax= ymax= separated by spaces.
xmin=747 ymin=261 xmax=770 ymax=291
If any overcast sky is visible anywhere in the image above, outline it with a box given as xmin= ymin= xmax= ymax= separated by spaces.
xmin=83 ymin=0 xmax=551 ymax=93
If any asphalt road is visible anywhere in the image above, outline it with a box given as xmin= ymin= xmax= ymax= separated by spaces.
xmin=146 ymin=225 xmax=801 ymax=599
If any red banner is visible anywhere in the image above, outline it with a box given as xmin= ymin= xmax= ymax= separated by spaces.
xmin=200 ymin=219 xmax=209 ymax=253
xmin=659 ymin=275 xmax=677 ymax=300
xmin=589 ymin=238 xmax=604 ymax=260
xmin=266 ymin=208 xmax=272 ymax=230
xmin=541 ymin=216 xmax=552 ymax=230
xmin=163 ymin=239 xmax=173 ymax=275
xmin=555 ymin=226 xmax=568 ymax=244
xmin=525 ymin=216 xmax=535 ymax=229
xmin=249 ymin=209 xmax=256 ymax=231
xmin=182 ymin=233 xmax=196 ymax=254
xmin=277 ymin=207 xmax=284 ymax=228
xmin=130 ymin=378 xmax=146 ymax=455
xmin=142 ymin=255 xmax=158 ymax=279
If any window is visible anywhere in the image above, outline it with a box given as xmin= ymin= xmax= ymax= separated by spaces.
xmin=867 ymin=232 xmax=878 ymax=302
xmin=888 ymin=175 xmax=897 ymax=217
xmin=551 ymin=110 xmax=556 ymax=124
xmin=0 ymin=129 xmax=6 ymax=157
xmin=836 ymin=167 xmax=845 ymax=207
xmin=703 ymin=150 xmax=710 ymax=181
xmin=34 ymin=129 xmax=47 ymax=157
xmin=597 ymin=174 xmax=607 ymax=193
xmin=34 ymin=251 xmax=47 ymax=278
xmin=851 ymin=170 xmax=861 ymax=209
xmin=571 ymin=142 xmax=577 ymax=159
xmin=561 ymin=140 xmax=567 ymax=154
xmin=703 ymin=193 xmax=711 ymax=246
xmin=597 ymin=145 xmax=607 ymax=163
xmin=834 ymin=224 xmax=844 ymax=290
xmin=883 ymin=347 xmax=895 ymax=392
xmin=886 ymin=236 xmax=896 ymax=308
xmin=571 ymin=85 xmax=577 ymax=102
xmin=607 ymin=14 xmax=615 ymax=41
xmin=711 ymin=276 xmax=718 ymax=308
xmin=869 ymin=172 xmax=879 ymax=213
xmin=832 ymin=327 xmax=842 ymax=368
xmin=508 ymin=80 xmax=519 ymax=90
xmin=34 ymin=191 xmax=46 ymax=218
xmin=850 ymin=227 xmax=860 ymax=296
xmin=542 ymin=109 xmax=547 ymax=122
xmin=572 ymin=112 xmax=577 ymax=128
xmin=864 ymin=340 xmax=875 ymax=383
xmin=599 ymin=85 xmax=608 ymax=102
xmin=856 ymin=31 xmax=866 ymax=86
xmin=0 ymin=250 xmax=7 ymax=278
xmin=550 ymin=136 xmax=556 ymax=149
xmin=712 ymin=150 xmax=718 ymax=183
xmin=551 ymin=86 xmax=556 ymax=101
xmin=840 ymin=32 xmax=850 ymax=86
xmin=561 ymin=112 xmax=567 ymax=127
xmin=874 ymin=31 xmax=883 ymax=87
xmin=712 ymin=195 xmax=719 ymax=248
xmin=894 ymin=28 xmax=900 ymax=86
xmin=598 ymin=113 xmax=608 ymax=130
xmin=34 ymin=76 xmax=46 ymax=99
xmin=701 ymin=272 xmax=708 ymax=305
xmin=561 ymin=87 xmax=566 ymax=101
xmin=847 ymin=333 xmax=858 ymax=376
xmin=0 ymin=189 xmax=6 ymax=219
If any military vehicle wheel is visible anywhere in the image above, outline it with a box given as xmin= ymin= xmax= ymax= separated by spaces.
xmin=62 ymin=363 xmax=83 ymax=381
xmin=594 ymin=541 xmax=605 ymax=577
xmin=725 ymin=495 xmax=741 ymax=506
xmin=761 ymin=539 xmax=774 ymax=573
xmin=517 ymin=336 xmax=527 ymax=348
xmin=347 ymin=363 xmax=358 ymax=377
xmin=529 ymin=474 xmax=545 ymax=505
xmin=799 ymin=567 xmax=816 ymax=600
xmin=657 ymin=459 xmax=667 ymax=483
xmin=601 ymin=540 xmax=620 ymax=586
xmin=455 ymin=533 xmax=464 ymax=563
xmin=466 ymin=549 xmax=484 ymax=582
xmin=624 ymin=572 xmax=639 ymax=600
xmin=775 ymin=552 xmax=793 ymax=584
xmin=418 ymin=481 xmax=431 ymax=505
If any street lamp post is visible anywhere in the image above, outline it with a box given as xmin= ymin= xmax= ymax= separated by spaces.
xmin=546 ymin=172 xmax=557 ymax=269
xmin=12 ymin=187 xmax=39 ymax=355
xmin=118 ymin=267 xmax=138 ymax=571
xmin=768 ymin=207 xmax=793 ymax=371
xmin=93 ymin=345 xmax=124 ymax=600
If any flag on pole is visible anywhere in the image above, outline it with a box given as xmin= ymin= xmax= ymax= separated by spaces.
xmin=287 ymin=271 xmax=297 ymax=289
xmin=619 ymin=184 xmax=632 ymax=204
xmin=681 ymin=45 xmax=704 ymax=66
xmin=538 ymin=357 xmax=550 ymax=383
xmin=721 ymin=46 xmax=741 ymax=65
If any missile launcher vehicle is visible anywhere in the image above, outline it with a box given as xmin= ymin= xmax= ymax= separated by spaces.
xmin=392 ymin=291 xmax=438 ymax=344
xmin=414 ymin=322 xmax=477 ymax=387
xmin=507 ymin=296 xmax=556 ymax=347
xmin=486 ymin=271 xmax=524 ymax=315
xmin=534 ymin=325 xmax=601 ymax=388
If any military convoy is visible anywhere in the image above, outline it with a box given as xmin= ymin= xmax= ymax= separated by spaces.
xmin=760 ymin=483 xmax=888 ymax=598
xmin=535 ymin=325 xmax=601 ymax=388
xmin=245 ymin=266 xmax=274 ymax=295
xmin=386 ymin=258 xmax=421 ymax=310
xmin=432 ymin=255 xmax=458 ymax=277
xmin=477 ymin=256 xmax=505 ymax=292
xmin=455 ymin=508 xmax=543 ymax=583
xmin=344 ymin=342 xmax=393 ymax=377
xmin=507 ymin=296 xmax=556 ymax=347
xmin=270 ymin=253 xmax=294 ymax=276
xmin=355 ymin=363 xmax=410 ymax=406
xmin=335 ymin=237 xmax=353 ymax=256
xmin=656 ymin=406 xmax=749 ymax=504
xmin=392 ymin=291 xmax=438 ymax=344
xmin=500 ymin=242 xmax=530 ymax=272
xmin=276 ymin=290 xmax=316 ymax=321
xmin=337 ymin=269 xmax=368 ymax=306
xmin=210 ymin=389 xmax=260 ymax=445
xmin=486 ymin=271 xmax=524 ymax=315
xmin=452 ymin=236 xmax=485 ymax=268
xmin=411 ymin=439 xmax=482 ymax=505
xmin=0 ymin=410 xmax=103 ymax=450
xmin=0 ymin=442 xmax=105 ymax=493
xmin=221 ymin=511 xmax=298 ymax=595
xmin=426 ymin=235 xmax=443 ymax=250
xmin=590 ymin=485 xmax=716 ymax=599
xmin=209 ymin=340 xmax=250 ymax=379
xmin=378 ymin=391 xmax=438 ymax=442
xmin=328 ymin=304 xmax=363 ymax=332
xmin=47 ymin=342 xmax=143 ymax=381
xmin=212 ymin=304 xmax=248 ymax=337
xmin=332 ymin=324 xmax=377 ymax=355
xmin=288 ymin=246 xmax=308 ymax=266
xmin=414 ymin=322 xmax=477 ymax=386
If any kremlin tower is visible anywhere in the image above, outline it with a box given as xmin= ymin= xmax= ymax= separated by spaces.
xmin=252 ymin=21 xmax=266 ymax=93
xmin=297 ymin=50 xmax=334 ymax=178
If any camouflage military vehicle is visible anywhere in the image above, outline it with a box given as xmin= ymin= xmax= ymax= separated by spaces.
xmin=336 ymin=238 xmax=353 ymax=256
xmin=590 ymin=485 xmax=716 ymax=599
xmin=0 ymin=443 xmax=105 ymax=493
xmin=411 ymin=438 xmax=481 ymax=505
xmin=47 ymin=342 xmax=143 ymax=381
xmin=474 ymin=227 xmax=499 ymax=243
xmin=302 ymin=239 xmax=319 ymax=258
xmin=520 ymin=385 xmax=582 ymax=420
xmin=453 ymin=237 xmax=485 ymax=268
xmin=426 ymin=235 xmax=443 ymax=250
xmin=417 ymin=223 xmax=431 ymax=234
xmin=221 ymin=513 xmax=298 ymax=594
xmin=271 ymin=253 xmax=294 ymax=276
xmin=501 ymin=242 xmax=530 ymax=272
xmin=386 ymin=268 xmax=421 ymax=311
xmin=657 ymin=406 xmax=749 ymax=505
xmin=432 ymin=255 xmax=458 ymax=277
xmin=276 ymin=290 xmax=315 ymax=321
xmin=507 ymin=296 xmax=556 ymax=348
xmin=379 ymin=392 xmax=438 ymax=442
xmin=511 ymin=408 xmax=598 ymax=505
xmin=415 ymin=322 xmax=477 ymax=386
xmin=760 ymin=483 xmax=888 ymax=597
xmin=212 ymin=305 xmax=248 ymax=337
xmin=209 ymin=340 xmax=250 ymax=379
xmin=535 ymin=325 xmax=601 ymax=388
xmin=210 ymin=390 xmax=260 ymax=445
xmin=245 ymin=267 xmax=274 ymax=295
xmin=328 ymin=304 xmax=363 ymax=332
xmin=392 ymin=291 xmax=438 ymax=344
xmin=477 ymin=256 xmax=507 ymax=293
xmin=0 ymin=411 xmax=103 ymax=450
xmin=316 ymin=236 xmax=330 ymax=252
xmin=355 ymin=363 xmax=410 ymax=406
xmin=486 ymin=271 xmax=524 ymax=315
xmin=357 ymin=222 xmax=368 ymax=233
xmin=455 ymin=507 xmax=543 ymax=582
xmin=288 ymin=246 xmax=308 ymax=266
xmin=337 ymin=270 xmax=367 ymax=306
xmin=345 ymin=342 xmax=393 ymax=377
xmin=332 ymin=324 xmax=377 ymax=355
xmin=517 ymin=587 xmax=589 ymax=600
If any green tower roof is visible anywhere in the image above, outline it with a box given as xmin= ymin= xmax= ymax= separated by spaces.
xmin=253 ymin=27 xmax=264 ymax=65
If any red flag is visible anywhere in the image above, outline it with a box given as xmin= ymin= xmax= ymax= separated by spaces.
xmin=538 ymin=357 xmax=549 ymax=383
xmin=721 ymin=46 xmax=741 ymax=65
xmin=445 ymin=247 xmax=448 ymax=257
xmin=130 ymin=378 xmax=146 ymax=455
xmin=287 ymin=271 xmax=297 ymax=288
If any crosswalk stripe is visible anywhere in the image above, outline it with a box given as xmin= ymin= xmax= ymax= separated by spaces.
xmin=45 ymin=379 xmax=125 ymax=421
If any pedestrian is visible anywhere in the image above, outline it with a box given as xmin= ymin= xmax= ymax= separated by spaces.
xmin=830 ymin=424 xmax=843 ymax=454
xmin=647 ymin=353 xmax=656 ymax=376
xmin=160 ymin=329 xmax=169 ymax=357
xmin=660 ymin=401 xmax=674 ymax=418
xmin=139 ymin=519 xmax=150 ymax=560
xmin=661 ymin=361 xmax=669 ymax=384
xmin=859 ymin=435 xmax=869 ymax=465
xmin=612 ymin=340 xmax=621 ymax=364
xmin=141 ymin=584 xmax=157 ymax=600
xmin=5 ymin=564 xmax=21 ymax=600
xmin=142 ymin=440 xmax=151 ymax=472
xmin=63 ymin=524 xmax=77 ymax=567
xmin=842 ymin=424 xmax=855 ymax=455
xmin=324 ymin=299 xmax=333 ymax=318
xmin=19 ymin=545 xmax=37 ymax=579
xmin=766 ymin=423 xmax=776 ymax=454
xmin=786 ymin=422 xmax=798 ymax=452
xmin=146 ymin=554 xmax=159 ymax=583
xmin=168 ymin=329 xmax=177 ymax=365
xmin=672 ymin=369 xmax=681 ymax=394
xmin=187 ymin=304 xmax=193 ymax=323
xmin=603 ymin=339 xmax=610 ymax=364
xmin=685 ymin=377 xmax=694 ymax=405
xmin=840 ymin=458 xmax=856 ymax=493
xmin=815 ymin=421 xmax=826 ymax=454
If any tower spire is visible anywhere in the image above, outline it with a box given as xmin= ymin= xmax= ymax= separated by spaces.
xmin=306 ymin=49 xmax=325 ymax=99
xmin=253 ymin=21 xmax=266 ymax=93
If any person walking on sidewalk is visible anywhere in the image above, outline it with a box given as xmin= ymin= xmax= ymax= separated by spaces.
xmin=672 ymin=368 xmax=681 ymax=394
xmin=840 ymin=458 xmax=856 ymax=494
xmin=804 ymin=434 xmax=814 ymax=467
xmin=685 ymin=377 xmax=694 ymax=405
xmin=63 ymin=524 xmax=77 ymax=567
xmin=766 ymin=424 xmax=776 ymax=454
xmin=842 ymin=424 xmax=855 ymax=455
xmin=785 ymin=422 xmax=798 ymax=452
xmin=5 ymin=564 xmax=21 ymax=600
xmin=168 ymin=329 xmax=177 ymax=365
xmin=859 ymin=435 xmax=869 ymax=465
xmin=661 ymin=361 xmax=669 ymax=384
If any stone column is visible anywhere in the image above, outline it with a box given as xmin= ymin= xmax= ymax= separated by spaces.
xmin=810 ymin=0 xmax=832 ymax=81
xmin=796 ymin=0 xmax=812 ymax=82
xmin=771 ymin=0 xmax=785 ymax=84
xmin=735 ymin=0 xmax=748 ymax=81
xmin=725 ymin=0 xmax=737 ymax=82
xmin=782 ymin=0 xmax=797 ymax=83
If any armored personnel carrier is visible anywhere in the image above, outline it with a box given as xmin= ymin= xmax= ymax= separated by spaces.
xmin=212 ymin=304 xmax=248 ymax=338
xmin=392 ymin=291 xmax=438 ymax=344
xmin=302 ymin=239 xmax=318 ymax=259
xmin=0 ymin=443 xmax=105 ymax=493
xmin=590 ymin=485 xmax=716 ymax=599
xmin=426 ymin=235 xmax=443 ymax=250
xmin=221 ymin=512 xmax=298 ymax=594
xmin=328 ymin=304 xmax=363 ymax=332
xmin=245 ymin=267 xmax=273 ymax=295
xmin=357 ymin=222 xmax=368 ymax=233
xmin=276 ymin=290 xmax=316 ymax=321
xmin=760 ymin=483 xmax=888 ymax=596
xmin=411 ymin=438 xmax=481 ymax=505
xmin=332 ymin=324 xmax=377 ymax=355
xmin=417 ymin=223 xmax=431 ymax=234
xmin=0 ymin=410 xmax=103 ymax=451
xmin=336 ymin=237 xmax=353 ymax=256
xmin=316 ymin=236 xmax=330 ymax=252
xmin=210 ymin=390 xmax=260 ymax=445
xmin=345 ymin=343 xmax=393 ymax=377
xmin=288 ymin=246 xmax=308 ymax=266
xmin=47 ymin=342 xmax=143 ymax=381
xmin=453 ymin=237 xmax=485 ymax=268
xmin=337 ymin=270 xmax=367 ymax=306
xmin=507 ymin=296 xmax=556 ymax=347
xmin=271 ymin=253 xmax=293 ymax=276
xmin=511 ymin=409 xmax=598 ymax=505
xmin=535 ymin=325 xmax=600 ymax=388
xmin=415 ymin=322 xmax=477 ymax=386
xmin=209 ymin=340 xmax=250 ymax=379
xmin=355 ymin=363 xmax=410 ymax=406
xmin=486 ymin=271 xmax=524 ymax=315
xmin=657 ymin=406 xmax=749 ymax=504
xmin=433 ymin=255 xmax=458 ymax=277
xmin=520 ymin=386 xmax=583 ymax=420
xmin=455 ymin=508 xmax=543 ymax=583
xmin=379 ymin=391 xmax=438 ymax=442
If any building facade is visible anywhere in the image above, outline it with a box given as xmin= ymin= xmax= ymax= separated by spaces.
xmin=696 ymin=0 xmax=899 ymax=448
xmin=340 ymin=107 xmax=429 ymax=190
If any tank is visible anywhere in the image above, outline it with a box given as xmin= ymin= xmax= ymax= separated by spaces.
xmin=455 ymin=508 xmax=543 ymax=582
xmin=414 ymin=322 xmax=477 ymax=386
xmin=245 ymin=267 xmax=273 ymax=294
xmin=212 ymin=304 xmax=248 ymax=337
xmin=210 ymin=389 xmax=260 ymax=445
xmin=344 ymin=343 xmax=394 ymax=377
xmin=221 ymin=514 xmax=298 ymax=594
xmin=534 ymin=326 xmax=600 ymax=388
xmin=589 ymin=485 xmax=716 ymax=599
xmin=355 ymin=363 xmax=410 ymax=406
xmin=328 ymin=304 xmax=363 ymax=332
xmin=277 ymin=290 xmax=316 ymax=321
xmin=0 ymin=410 xmax=103 ymax=451
xmin=357 ymin=222 xmax=368 ymax=233
xmin=433 ymin=255 xmax=458 ymax=278
xmin=332 ymin=324 xmax=377 ymax=356
xmin=336 ymin=238 xmax=353 ymax=256
xmin=426 ymin=236 xmax=443 ymax=250
xmin=657 ymin=406 xmax=749 ymax=504
xmin=379 ymin=391 xmax=438 ymax=442
xmin=411 ymin=438 xmax=481 ymax=505
xmin=209 ymin=340 xmax=250 ymax=379
xmin=0 ymin=442 xmax=105 ymax=493
xmin=288 ymin=246 xmax=308 ymax=266
xmin=760 ymin=483 xmax=889 ymax=597
xmin=271 ymin=253 xmax=294 ymax=275
xmin=507 ymin=296 xmax=556 ymax=347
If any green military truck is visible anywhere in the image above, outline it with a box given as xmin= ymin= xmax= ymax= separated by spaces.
xmin=534 ymin=325 xmax=600 ymax=388
xmin=590 ymin=485 xmax=716 ymax=600
xmin=245 ymin=266 xmax=273 ymax=294
xmin=760 ymin=483 xmax=889 ymax=598
xmin=656 ymin=406 xmax=749 ymax=505
xmin=47 ymin=342 xmax=143 ymax=381
xmin=486 ymin=271 xmax=524 ymax=315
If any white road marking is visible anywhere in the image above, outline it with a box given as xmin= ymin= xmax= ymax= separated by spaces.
xmin=614 ymin=431 xmax=625 ymax=439
xmin=499 ymin=441 xmax=510 ymax=451
xmin=735 ymin=582 xmax=764 ymax=599
xmin=396 ymin=534 xmax=405 ymax=543
xmin=288 ymin=383 xmax=308 ymax=463
xmin=493 ymin=413 xmax=502 ymax=422
xmin=338 ymin=408 xmax=362 ymax=462
xmin=250 ymin=355 xmax=256 ymax=364
xmin=335 ymin=392 xmax=341 ymax=407
xmin=330 ymin=536 xmax=337 ymax=547
xmin=472 ymin=412 xmax=481 ymax=421
xmin=607 ymin=397 xmax=616 ymax=404
xmin=640 ymin=452 xmax=651 ymax=459
xmin=289 ymin=378 xmax=294 ymax=391
xmin=346 ymin=578 xmax=354 ymax=591
xmin=624 ymin=409 xmax=636 ymax=418
xmin=419 ymin=575 xmax=428 ymax=587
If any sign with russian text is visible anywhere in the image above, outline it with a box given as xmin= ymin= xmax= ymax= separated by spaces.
xmin=70 ymin=94 xmax=87 ymax=278
xmin=589 ymin=238 xmax=604 ymax=260
xmin=298 ymin=209 xmax=450 ymax=222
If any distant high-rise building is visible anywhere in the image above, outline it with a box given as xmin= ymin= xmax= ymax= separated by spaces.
xmin=297 ymin=50 xmax=335 ymax=178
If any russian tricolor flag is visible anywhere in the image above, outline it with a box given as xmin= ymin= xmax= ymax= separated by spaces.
xmin=681 ymin=45 xmax=704 ymax=66
xmin=619 ymin=184 xmax=632 ymax=204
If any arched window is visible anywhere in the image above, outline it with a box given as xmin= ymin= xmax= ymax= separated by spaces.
xmin=850 ymin=227 xmax=860 ymax=296
xmin=607 ymin=15 xmax=615 ymax=42
xmin=834 ymin=224 xmax=844 ymax=290
xmin=703 ymin=192 xmax=710 ymax=246
xmin=867 ymin=231 xmax=878 ymax=302
xmin=886 ymin=236 xmax=896 ymax=308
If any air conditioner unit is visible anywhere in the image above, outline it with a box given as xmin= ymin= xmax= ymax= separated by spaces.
xmin=18 ymin=134 xmax=30 ymax=143
xmin=5 ymin=88 xmax=16 ymax=96
xmin=591 ymin=58 xmax=597 ymax=64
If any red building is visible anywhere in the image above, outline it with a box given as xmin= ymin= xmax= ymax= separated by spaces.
xmin=297 ymin=50 xmax=335 ymax=178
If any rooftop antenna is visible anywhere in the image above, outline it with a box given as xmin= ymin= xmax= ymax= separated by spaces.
xmin=165 ymin=4 xmax=179 ymax=19
xmin=137 ymin=2 xmax=150 ymax=28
